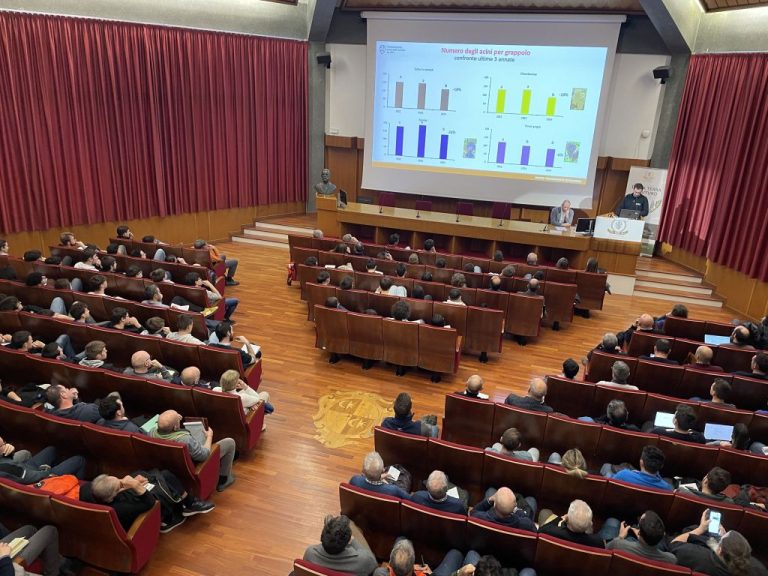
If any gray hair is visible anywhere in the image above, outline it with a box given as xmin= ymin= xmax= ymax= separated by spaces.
xmin=389 ymin=539 xmax=416 ymax=576
xmin=567 ymin=499 xmax=593 ymax=534
xmin=602 ymin=333 xmax=618 ymax=350
xmin=426 ymin=470 xmax=448 ymax=500
xmin=91 ymin=474 xmax=120 ymax=503
xmin=312 ymin=229 xmax=324 ymax=239
xmin=362 ymin=451 xmax=384 ymax=481
xmin=612 ymin=361 xmax=631 ymax=384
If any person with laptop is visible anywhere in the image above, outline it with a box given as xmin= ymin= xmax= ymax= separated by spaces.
xmin=678 ymin=467 xmax=734 ymax=504
xmin=648 ymin=404 xmax=706 ymax=444
xmin=614 ymin=182 xmax=649 ymax=218
xmin=549 ymin=199 xmax=574 ymax=227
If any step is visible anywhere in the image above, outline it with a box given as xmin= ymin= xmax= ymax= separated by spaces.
xmin=231 ymin=236 xmax=289 ymax=249
xmin=635 ymin=278 xmax=713 ymax=296
xmin=634 ymin=269 xmax=703 ymax=284
xmin=632 ymin=288 xmax=723 ymax=308
xmin=242 ymin=229 xmax=289 ymax=241
xmin=635 ymin=259 xmax=701 ymax=277
xmin=250 ymin=221 xmax=314 ymax=235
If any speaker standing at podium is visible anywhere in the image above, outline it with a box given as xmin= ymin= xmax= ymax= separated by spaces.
xmin=615 ymin=183 xmax=649 ymax=218
xmin=549 ymin=199 xmax=574 ymax=226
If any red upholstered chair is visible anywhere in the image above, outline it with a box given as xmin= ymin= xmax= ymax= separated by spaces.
xmin=491 ymin=202 xmax=511 ymax=221
xmin=627 ymin=331 xmax=670 ymax=358
xmin=748 ymin=412 xmax=768 ymax=443
xmin=737 ymin=509 xmax=768 ymax=564
xmin=665 ymin=491 xmax=744 ymax=534
xmin=544 ymin=268 xmax=577 ymax=285
xmin=0 ymin=477 xmax=57 ymax=528
xmin=80 ymin=424 xmax=141 ymax=478
xmin=466 ymin=518 xmax=538 ymax=569
xmin=491 ymin=404 xmax=549 ymax=451
xmin=697 ymin=403 xmax=753 ymax=428
xmin=314 ymin=306 xmax=350 ymax=358
xmin=417 ymin=324 xmax=461 ymax=377
xmin=601 ymin=479 xmax=675 ymax=523
xmin=337 ymin=289 xmax=370 ymax=313
xmin=433 ymin=302 xmax=467 ymax=338
xmin=542 ymin=415 xmax=601 ymax=460
xmin=293 ymin=559 xmax=355 ymax=576
xmin=670 ymin=338 xmax=703 ymax=362
xmin=534 ymin=534 xmax=612 ymax=576
xmin=633 ymin=361 xmax=685 ymax=395
xmin=542 ymin=281 xmax=578 ymax=327
xmin=656 ymin=437 xmax=719 ymax=480
xmin=678 ymin=368 xmax=730 ymax=400
xmin=415 ymin=199 xmax=433 ymax=212
xmin=594 ymin=427 xmax=657 ymax=473
xmin=713 ymin=346 xmax=755 ymax=373
xmin=400 ymin=501 xmax=467 ymax=566
xmin=443 ymin=393 xmax=495 ymax=448
xmin=378 ymin=192 xmax=396 ymax=207
xmin=663 ymin=317 xmax=706 ymax=341
xmin=638 ymin=393 xmax=697 ymax=425
xmin=464 ymin=306 xmax=504 ymax=358
xmin=544 ymin=376 xmax=595 ymax=418
xmin=192 ymin=387 xmax=265 ymax=452
xmin=374 ymin=426 xmax=430 ymax=488
xmin=481 ymin=450 xmax=544 ymax=501
xmin=585 ymin=351 xmax=638 ymax=384
xmin=383 ymin=318 xmax=419 ymax=371
xmin=427 ymin=438 xmax=485 ymax=503
xmin=592 ymin=385 xmax=648 ymax=427
xmin=347 ymin=312 xmax=384 ymax=364
xmin=456 ymin=201 xmax=474 ymax=216
xmin=705 ymin=321 xmax=735 ymax=337
xmin=338 ymin=483 xmax=401 ymax=561
xmin=609 ymin=551 xmax=693 ymax=576
xmin=730 ymin=375 xmax=768 ymax=411
xmin=574 ymin=271 xmax=607 ymax=311
xmin=539 ymin=465 xmax=608 ymax=516
xmin=714 ymin=447 xmax=768 ymax=486
xmin=474 ymin=289 xmax=509 ymax=312
xmin=306 ymin=283 xmax=338 ymax=321
xmin=504 ymin=294 xmax=543 ymax=338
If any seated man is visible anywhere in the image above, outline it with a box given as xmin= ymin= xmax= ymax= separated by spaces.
xmin=457 ymin=374 xmax=488 ymax=400
xmin=140 ymin=236 xmax=169 ymax=262
xmin=617 ymin=313 xmax=659 ymax=347
xmin=349 ymin=451 xmax=411 ymax=499
xmin=505 ymin=377 xmax=553 ymax=413
xmin=648 ymin=403 xmax=706 ymax=444
xmin=106 ymin=307 xmax=143 ymax=333
xmin=141 ymin=284 xmax=167 ymax=308
xmin=601 ymin=445 xmax=672 ymax=491
xmin=59 ymin=232 xmax=86 ymax=250
xmin=0 ymin=523 xmax=71 ymax=576
xmin=140 ymin=316 xmax=170 ymax=337
xmin=451 ymin=273 xmax=467 ymax=289
xmin=69 ymin=301 xmax=94 ymax=324
xmin=0 ymin=442 xmax=85 ymax=484
xmin=678 ymin=466 xmax=733 ymax=503
xmin=489 ymin=274 xmax=502 ymax=291
xmin=688 ymin=345 xmax=723 ymax=372
xmin=562 ymin=358 xmax=580 ymax=379
xmin=487 ymin=427 xmax=540 ymax=462
xmin=167 ymin=314 xmax=205 ymax=345
xmin=150 ymin=410 xmax=236 ymax=492
xmin=517 ymin=278 xmax=541 ymax=296
xmin=654 ymin=304 xmax=688 ymax=332
xmin=97 ymin=394 xmax=145 ymax=434
xmin=595 ymin=360 xmax=639 ymax=390
xmin=316 ymin=270 xmax=331 ymax=286
xmin=78 ymin=340 xmax=116 ymax=371
xmin=639 ymin=338 xmax=679 ymax=365
xmin=0 ymin=296 xmax=70 ymax=320
xmin=325 ymin=296 xmax=346 ymax=312
xmin=123 ymin=350 xmax=176 ymax=381
xmin=606 ymin=510 xmax=677 ymax=564
xmin=375 ymin=276 xmax=407 ymax=298
xmin=8 ymin=329 xmax=76 ymax=360
xmin=210 ymin=322 xmax=259 ymax=366
xmin=45 ymin=385 xmax=101 ymax=423
xmin=184 ymin=272 xmax=238 ymax=322
xmin=302 ymin=515 xmax=377 ymax=576
xmin=580 ymin=399 xmax=639 ymax=431
xmin=391 ymin=300 xmax=419 ymax=322
xmin=734 ymin=352 xmax=768 ymax=379
xmin=586 ymin=333 xmax=621 ymax=362
xmin=381 ymin=392 xmax=438 ymax=438
xmin=82 ymin=471 xmax=213 ymax=533
xmin=693 ymin=378 xmax=735 ymax=407
xmin=444 ymin=288 xmax=465 ymax=306
xmin=727 ymin=325 xmax=755 ymax=349
xmin=538 ymin=499 xmax=617 ymax=546
xmin=526 ymin=253 xmax=538 ymax=267
xmin=193 ymin=238 xmax=239 ymax=286
xmin=73 ymin=248 xmax=101 ymax=271
xmin=411 ymin=470 xmax=467 ymax=514
xmin=469 ymin=487 xmax=536 ymax=532
xmin=365 ymin=259 xmax=383 ymax=275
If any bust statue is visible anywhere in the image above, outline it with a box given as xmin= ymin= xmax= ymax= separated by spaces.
xmin=314 ymin=168 xmax=337 ymax=196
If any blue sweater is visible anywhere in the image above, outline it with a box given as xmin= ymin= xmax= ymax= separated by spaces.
xmin=613 ymin=469 xmax=673 ymax=491
xmin=411 ymin=490 xmax=467 ymax=514
xmin=349 ymin=475 xmax=411 ymax=500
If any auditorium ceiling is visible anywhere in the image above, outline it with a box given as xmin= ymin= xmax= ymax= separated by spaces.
xmin=340 ymin=0 xmax=644 ymax=12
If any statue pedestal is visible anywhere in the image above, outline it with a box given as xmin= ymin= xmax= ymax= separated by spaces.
xmin=316 ymin=194 xmax=339 ymax=237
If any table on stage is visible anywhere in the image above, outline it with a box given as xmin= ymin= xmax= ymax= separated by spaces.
xmin=315 ymin=195 xmax=640 ymax=275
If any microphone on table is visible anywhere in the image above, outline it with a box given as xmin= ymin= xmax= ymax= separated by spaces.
xmin=542 ymin=224 xmax=549 ymax=232
xmin=416 ymin=210 xmax=421 ymax=219
xmin=379 ymin=204 xmax=383 ymax=214
xmin=498 ymin=218 xmax=503 ymax=227
xmin=455 ymin=211 xmax=460 ymax=223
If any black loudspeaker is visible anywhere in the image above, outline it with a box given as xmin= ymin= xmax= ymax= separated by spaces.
xmin=316 ymin=52 xmax=331 ymax=68
xmin=653 ymin=65 xmax=671 ymax=84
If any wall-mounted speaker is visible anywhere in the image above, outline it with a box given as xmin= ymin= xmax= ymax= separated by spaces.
xmin=653 ymin=66 xmax=671 ymax=84
xmin=316 ymin=52 xmax=331 ymax=69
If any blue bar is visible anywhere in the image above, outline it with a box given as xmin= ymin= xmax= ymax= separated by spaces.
xmin=496 ymin=141 xmax=506 ymax=164
xmin=545 ymin=148 xmax=555 ymax=167
xmin=417 ymin=125 xmax=427 ymax=158
xmin=521 ymin=145 xmax=530 ymax=166
xmin=439 ymin=134 xmax=449 ymax=160
xmin=395 ymin=126 xmax=404 ymax=156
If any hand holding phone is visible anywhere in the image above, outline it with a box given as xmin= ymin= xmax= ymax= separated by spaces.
xmin=708 ymin=510 xmax=722 ymax=536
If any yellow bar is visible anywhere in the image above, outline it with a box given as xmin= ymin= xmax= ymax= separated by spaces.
xmin=495 ymin=89 xmax=506 ymax=114
xmin=521 ymin=89 xmax=531 ymax=115
xmin=546 ymin=96 xmax=556 ymax=116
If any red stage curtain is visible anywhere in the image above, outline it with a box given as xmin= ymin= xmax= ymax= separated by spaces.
xmin=0 ymin=12 xmax=307 ymax=234
xmin=658 ymin=53 xmax=768 ymax=282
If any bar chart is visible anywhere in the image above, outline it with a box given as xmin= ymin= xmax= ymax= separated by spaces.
xmin=371 ymin=41 xmax=608 ymax=184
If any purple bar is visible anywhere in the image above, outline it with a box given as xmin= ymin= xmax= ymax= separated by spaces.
xmin=545 ymin=148 xmax=555 ymax=168
xmin=417 ymin=125 xmax=427 ymax=158
xmin=439 ymin=134 xmax=449 ymax=160
xmin=521 ymin=145 xmax=530 ymax=166
xmin=395 ymin=126 xmax=404 ymax=156
xmin=496 ymin=141 xmax=506 ymax=164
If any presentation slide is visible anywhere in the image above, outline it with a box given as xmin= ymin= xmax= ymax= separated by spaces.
xmin=371 ymin=41 xmax=608 ymax=186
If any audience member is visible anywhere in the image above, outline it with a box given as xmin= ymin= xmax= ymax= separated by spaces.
xmin=194 ymin=239 xmax=239 ymax=286
xmin=349 ymin=451 xmax=411 ymax=499
xmin=167 ymin=314 xmax=205 ymax=345
xmin=469 ymin=487 xmax=536 ymax=532
xmin=45 ymin=385 xmax=101 ymax=423
xmin=679 ymin=467 xmax=733 ymax=503
xmin=141 ymin=316 xmax=169 ymax=337
xmin=78 ymin=340 xmax=116 ymax=370
xmin=411 ymin=470 xmax=467 ymax=514
xmin=561 ymin=358 xmax=580 ymax=379
xmin=580 ymin=399 xmax=639 ymax=431
xmin=123 ymin=350 xmax=176 ymax=381
xmin=457 ymin=374 xmax=488 ymax=399
xmin=214 ymin=369 xmax=271 ymax=418
xmin=381 ymin=392 xmax=438 ymax=437
xmin=0 ymin=442 xmax=85 ymax=484
xmin=505 ymin=378 xmax=553 ymax=412
xmin=211 ymin=322 xmax=259 ymax=366
xmin=606 ymin=510 xmax=677 ymax=564
xmin=302 ymin=515 xmax=377 ymax=576
xmin=444 ymin=288 xmax=465 ymax=306
xmin=97 ymin=394 xmax=144 ymax=434
xmin=734 ymin=352 xmax=768 ymax=379
xmin=639 ymin=338 xmax=679 ymax=365
xmin=689 ymin=345 xmax=723 ymax=372
xmin=728 ymin=325 xmax=755 ymax=350
xmin=648 ymin=403 xmax=706 ymax=444
xmin=601 ymin=445 xmax=672 ymax=490
xmin=0 ymin=524 xmax=71 ymax=576
xmin=73 ymin=248 xmax=101 ymax=271
xmin=595 ymin=360 xmax=639 ymax=390
xmin=617 ymin=313 xmax=658 ymax=347
xmin=655 ymin=304 xmax=688 ymax=331
xmin=487 ymin=427 xmax=540 ymax=462
xmin=107 ymin=307 xmax=143 ymax=333
xmin=538 ymin=499 xmax=617 ymax=546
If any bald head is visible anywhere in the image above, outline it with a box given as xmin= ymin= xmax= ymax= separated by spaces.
xmin=130 ymin=350 xmax=150 ymax=369
xmin=180 ymin=366 xmax=201 ymax=386
xmin=157 ymin=410 xmax=181 ymax=434
xmin=528 ymin=278 xmax=540 ymax=291
xmin=695 ymin=346 xmax=714 ymax=365
xmin=466 ymin=375 xmax=484 ymax=394
xmin=492 ymin=487 xmax=517 ymax=517
xmin=526 ymin=253 xmax=538 ymax=266
xmin=732 ymin=325 xmax=751 ymax=345
xmin=638 ymin=314 xmax=655 ymax=330
xmin=528 ymin=377 xmax=547 ymax=402
xmin=426 ymin=470 xmax=449 ymax=500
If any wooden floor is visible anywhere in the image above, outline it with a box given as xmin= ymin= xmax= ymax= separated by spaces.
xmin=140 ymin=239 xmax=737 ymax=576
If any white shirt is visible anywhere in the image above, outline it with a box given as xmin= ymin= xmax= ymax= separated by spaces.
xmin=74 ymin=262 xmax=98 ymax=271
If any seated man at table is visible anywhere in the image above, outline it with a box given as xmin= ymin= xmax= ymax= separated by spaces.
xmin=639 ymin=338 xmax=680 ymax=365
xmin=600 ymin=445 xmax=673 ymax=490
xmin=302 ymin=515 xmax=377 ymax=576
xmin=349 ymin=451 xmax=411 ymax=500
xmin=411 ymin=470 xmax=467 ymax=514
xmin=550 ymin=200 xmax=574 ymax=227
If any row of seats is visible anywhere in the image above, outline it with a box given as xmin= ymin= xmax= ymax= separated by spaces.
xmin=0 ymin=278 xmax=212 ymax=341
xmin=626 ymin=329 xmax=754 ymax=372
xmin=544 ymin=375 xmax=768 ymax=438
xmin=0 ymin=476 xmax=160 ymax=574
xmin=108 ymin=237 xmax=220 ymax=270
xmin=0 ymin=310 xmax=261 ymax=387
xmin=663 ymin=316 xmax=756 ymax=344
xmin=307 ymin=281 xmax=545 ymax=341
xmin=434 ymin=398 xmax=768 ymax=486
xmin=315 ymin=305 xmax=462 ymax=377
xmin=334 ymin=481 xmax=768 ymax=574
xmin=2 ymin=255 xmax=216 ymax=311
xmin=586 ymin=350 xmax=766 ymax=410
xmin=0 ymin=346 xmax=264 ymax=451
xmin=48 ymin=244 xmax=218 ymax=285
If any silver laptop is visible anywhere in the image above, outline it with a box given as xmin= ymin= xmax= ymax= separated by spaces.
xmin=653 ymin=411 xmax=675 ymax=428
xmin=704 ymin=423 xmax=733 ymax=442
xmin=704 ymin=334 xmax=730 ymax=346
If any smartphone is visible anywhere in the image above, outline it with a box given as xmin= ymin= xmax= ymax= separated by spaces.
xmin=708 ymin=510 xmax=722 ymax=535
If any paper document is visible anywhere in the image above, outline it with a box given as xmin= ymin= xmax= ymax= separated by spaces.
xmin=447 ymin=487 xmax=460 ymax=499
xmin=387 ymin=466 xmax=401 ymax=481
